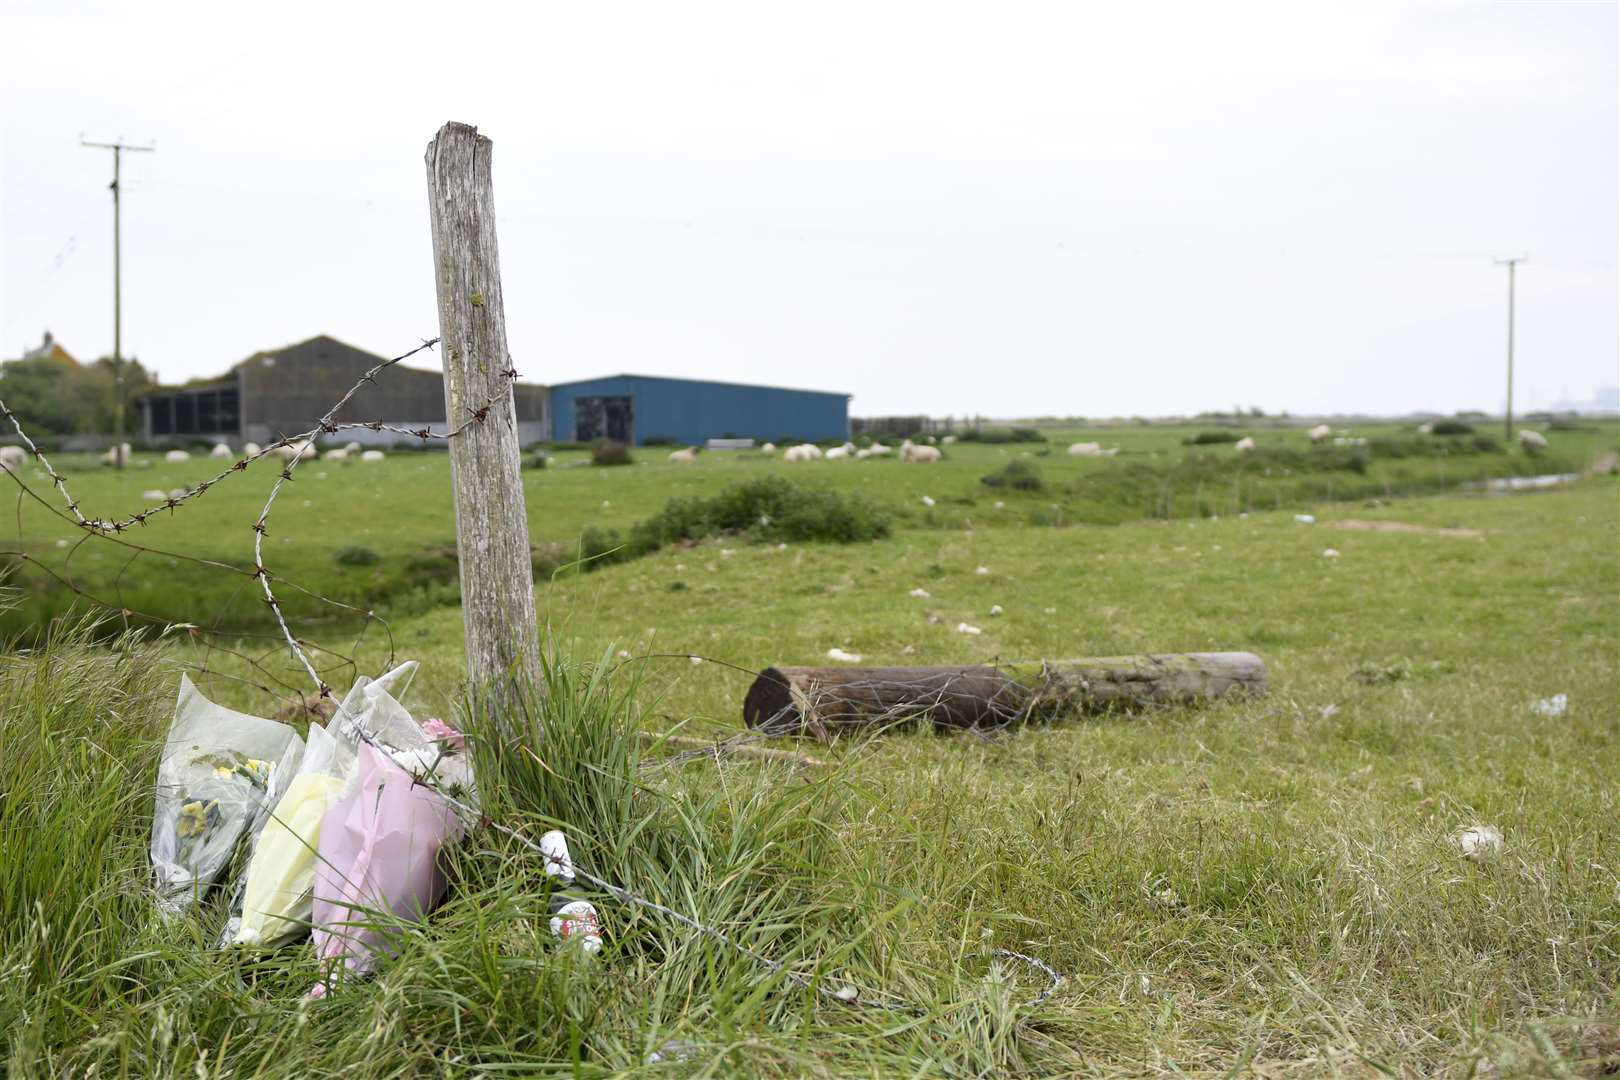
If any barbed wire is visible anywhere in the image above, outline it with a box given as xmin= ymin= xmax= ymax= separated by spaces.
xmin=0 ymin=346 xmax=1065 ymax=1016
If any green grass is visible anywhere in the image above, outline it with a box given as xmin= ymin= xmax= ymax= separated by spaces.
xmin=2 ymin=421 xmax=1618 ymax=1075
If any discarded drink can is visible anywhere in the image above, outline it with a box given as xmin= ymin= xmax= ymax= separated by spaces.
xmin=539 ymin=830 xmax=602 ymax=953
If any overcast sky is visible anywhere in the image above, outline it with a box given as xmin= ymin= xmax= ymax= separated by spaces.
xmin=2 ymin=0 xmax=1615 ymax=418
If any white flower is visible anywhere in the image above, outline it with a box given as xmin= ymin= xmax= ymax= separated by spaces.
xmin=994 ymin=500 xmax=1005 ymax=509
xmin=909 ymin=587 xmax=931 ymax=598
xmin=1459 ymin=825 xmax=1504 ymax=862
xmin=826 ymin=647 xmax=863 ymax=663
xmin=975 ymin=566 xmax=989 ymax=576
xmin=1322 ymin=548 xmax=1340 ymax=559
xmin=989 ymin=604 xmax=1003 ymax=616
xmin=920 ymin=495 xmax=935 ymax=507
xmin=956 ymin=623 xmax=982 ymax=635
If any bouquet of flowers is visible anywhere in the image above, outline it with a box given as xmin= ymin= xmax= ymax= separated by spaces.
xmin=150 ymin=676 xmax=304 ymax=911
xmin=226 ymin=662 xmax=421 ymax=946
xmin=307 ymin=678 xmax=475 ymax=996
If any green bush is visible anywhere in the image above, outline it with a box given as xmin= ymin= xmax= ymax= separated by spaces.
xmin=981 ymin=460 xmax=1044 ymax=491
xmin=591 ymin=440 xmax=633 ymax=466
xmin=1430 ymin=419 xmax=1475 ymax=435
xmin=333 ymin=545 xmax=380 ymax=567
xmin=1184 ymin=431 xmax=1242 ymax=445
xmin=959 ymin=427 xmax=1045 ymax=444
xmin=1470 ymin=435 xmax=1503 ymax=453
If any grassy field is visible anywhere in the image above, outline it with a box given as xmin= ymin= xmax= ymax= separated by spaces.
xmin=2 ymin=420 xmax=1618 ymax=1075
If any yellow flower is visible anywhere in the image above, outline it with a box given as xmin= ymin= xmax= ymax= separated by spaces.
xmin=177 ymin=800 xmax=209 ymax=839
xmin=215 ymin=766 xmax=235 ymax=779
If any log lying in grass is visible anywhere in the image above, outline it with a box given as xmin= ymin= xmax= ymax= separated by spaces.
xmin=743 ymin=653 xmax=1266 ymax=737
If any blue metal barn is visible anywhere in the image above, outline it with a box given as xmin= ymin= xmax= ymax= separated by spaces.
xmin=547 ymin=374 xmax=850 ymax=446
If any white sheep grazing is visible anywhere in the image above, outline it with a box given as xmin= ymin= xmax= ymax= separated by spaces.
xmin=668 ymin=447 xmax=698 ymax=463
xmin=1068 ymin=442 xmax=1102 ymax=457
xmin=141 ymin=488 xmax=167 ymax=501
xmin=1518 ymin=429 xmax=1549 ymax=451
xmin=825 ymin=445 xmax=849 ymax=460
xmin=1234 ymin=436 xmax=1256 ymax=452
xmin=867 ymin=443 xmax=892 ymax=456
xmin=322 ymin=448 xmax=350 ymax=462
xmin=1417 ymin=423 xmax=1434 ymax=435
xmin=941 ymin=435 xmax=958 ymax=444
xmin=1309 ymin=424 xmax=1332 ymax=443
xmin=901 ymin=442 xmax=942 ymax=463
xmin=855 ymin=448 xmax=873 ymax=459
xmin=164 ymin=449 xmax=191 ymax=463
xmin=0 ymin=445 xmax=27 ymax=472
xmin=243 ymin=441 xmax=262 ymax=457
xmin=360 ymin=449 xmax=386 ymax=462
xmin=344 ymin=441 xmax=362 ymax=454
xmin=760 ymin=442 xmax=777 ymax=454
xmin=210 ymin=442 xmax=233 ymax=459
xmin=101 ymin=443 xmax=132 ymax=466
xmin=783 ymin=443 xmax=823 ymax=462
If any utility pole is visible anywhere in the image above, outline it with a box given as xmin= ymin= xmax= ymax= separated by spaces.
xmin=1494 ymin=254 xmax=1527 ymax=442
xmin=82 ymin=136 xmax=154 ymax=468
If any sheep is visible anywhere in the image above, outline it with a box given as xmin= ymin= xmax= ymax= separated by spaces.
xmin=760 ymin=442 xmax=777 ymax=453
xmin=361 ymin=449 xmax=386 ymax=462
xmin=1309 ymin=424 xmax=1332 ymax=443
xmin=210 ymin=442 xmax=232 ymax=459
xmin=1417 ymin=423 xmax=1433 ymax=435
xmin=783 ymin=443 xmax=823 ymax=462
xmin=1234 ymin=436 xmax=1256 ymax=452
xmin=273 ymin=440 xmax=314 ymax=462
xmin=141 ymin=488 xmax=167 ymax=501
xmin=668 ymin=447 xmax=698 ymax=463
xmin=855 ymin=448 xmax=873 ymax=459
xmin=941 ymin=435 xmax=958 ymax=444
xmin=866 ymin=443 xmax=893 ymax=456
xmin=323 ymin=448 xmax=352 ymax=463
xmin=243 ymin=441 xmax=262 ymax=457
xmin=343 ymin=441 xmax=362 ymax=454
xmin=899 ymin=440 xmax=941 ymax=463
xmin=164 ymin=449 xmax=191 ymax=463
xmin=1068 ymin=442 xmax=1103 ymax=457
xmin=100 ymin=442 xmax=132 ymax=466
xmin=825 ymin=445 xmax=849 ymax=460
xmin=1518 ymin=429 xmax=1548 ymax=452
xmin=0 ymin=445 xmax=26 ymax=472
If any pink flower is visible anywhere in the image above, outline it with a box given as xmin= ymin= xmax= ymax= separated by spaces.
xmin=421 ymin=717 xmax=465 ymax=752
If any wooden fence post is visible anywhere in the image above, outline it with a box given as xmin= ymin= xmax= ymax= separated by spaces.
xmin=425 ymin=122 xmax=542 ymax=692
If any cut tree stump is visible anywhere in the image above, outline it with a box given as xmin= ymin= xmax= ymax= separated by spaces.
xmin=743 ymin=653 xmax=1266 ymax=738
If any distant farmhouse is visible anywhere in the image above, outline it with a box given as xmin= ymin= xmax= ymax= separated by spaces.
xmin=137 ymin=335 xmax=549 ymax=447
xmin=17 ymin=330 xmax=82 ymax=368
xmin=549 ymin=374 xmax=849 ymax=446
xmin=138 ymin=336 xmax=851 ymax=448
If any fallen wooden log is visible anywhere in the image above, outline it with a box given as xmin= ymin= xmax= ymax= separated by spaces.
xmin=743 ymin=653 xmax=1266 ymax=737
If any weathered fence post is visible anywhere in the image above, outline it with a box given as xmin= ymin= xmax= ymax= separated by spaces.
xmin=425 ymin=122 xmax=542 ymax=692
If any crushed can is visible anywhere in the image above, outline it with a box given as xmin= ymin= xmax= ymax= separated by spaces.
xmin=540 ymin=829 xmax=603 ymax=954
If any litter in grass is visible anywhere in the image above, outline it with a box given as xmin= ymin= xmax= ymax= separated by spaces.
xmin=826 ymin=647 xmax=863 ymax=663
xmin=909 ymin=587 xmax=931 ymax=598
xmin=920 ymin=495 xmax=935 ymax=507
xmin=990 ymin=604 xmax=1004 ymax=616
xmin=956 ymin=623 xmax=982 ymax=635
xmin=1459 ymin=825 xmax=1504 ymax=862
xmin=1532 ymin=694 xmax=1568 ymax=718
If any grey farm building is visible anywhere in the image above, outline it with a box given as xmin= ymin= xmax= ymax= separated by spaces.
xmin=137 ymin=336 xmax=849 ymax=448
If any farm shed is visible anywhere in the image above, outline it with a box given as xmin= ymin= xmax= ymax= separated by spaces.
xmin=548 ymin=374 xmax=850 ymax=446
xmin=137 ymin=335 xmax=550 ymax=447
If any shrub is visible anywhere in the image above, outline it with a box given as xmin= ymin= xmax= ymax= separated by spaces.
xmin=591 ymin=440 xmax=633 ymax=466
xmin=959 ymin=427 xmax=1045 ymax=444
xmin=981 ymin=460 xmax=1044 ymax=491
xmin=1470 ymin=435 xmax=1503 ymax=453
xmin=1184 ymin=431 xmax=1241 ymax=445
xmin=1430 ymin=419 xmax=1474 ymax=435
xmin=333 ymin=545 xmax=380 ymax=567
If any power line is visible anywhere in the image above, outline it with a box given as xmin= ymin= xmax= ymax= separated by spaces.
xmin=80 ymin=135 xmax=155 ymax=469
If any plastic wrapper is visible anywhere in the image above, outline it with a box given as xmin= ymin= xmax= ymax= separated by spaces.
xmin=308 ymin=678 xmax=474 ymax=996
xmin=217 ymin=661 xmax=419 ymax=944
xmin=150 ymin=676 xmax=304 ymax=910
xmin=230 ymin=723 xmax=349 ymax=946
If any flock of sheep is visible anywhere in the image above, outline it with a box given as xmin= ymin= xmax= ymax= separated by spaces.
xmin=667 ymin=438 xmax=948 ymax=464
xmin=151 ymin=440 xmax=390 ymax=465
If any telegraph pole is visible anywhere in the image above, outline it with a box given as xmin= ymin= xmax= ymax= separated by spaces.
xmin=1494 ymin=254 xmax=1526 ymax=442
xmin=82 ymin=136 xmax=154 ymax=468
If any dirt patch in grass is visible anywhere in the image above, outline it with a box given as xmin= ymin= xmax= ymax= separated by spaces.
xmin=1330 ymin=518 xmax=1484 ymax=539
